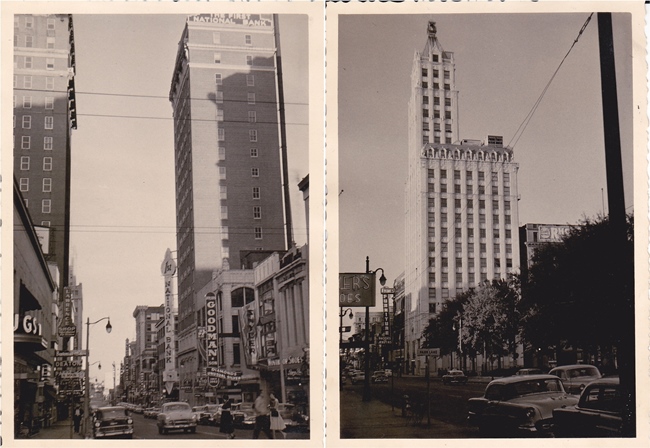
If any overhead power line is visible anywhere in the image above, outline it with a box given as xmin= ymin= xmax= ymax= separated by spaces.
xmin=508 ymin=13 xmax=594 ymax=149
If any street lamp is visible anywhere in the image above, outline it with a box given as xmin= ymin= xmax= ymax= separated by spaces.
xmin=363 ymin=256 xmax=386 ymax=402
xmin=339 ymin=308 xmax=353 ymax=389
xmin=84 ymin=317 xmax=111 ymax=439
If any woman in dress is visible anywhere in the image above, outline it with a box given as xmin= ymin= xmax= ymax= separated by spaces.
xmin=219 ymin=394 xmax=235 ymax=439
xmin=269 ymin=393 xmax=286 ymax=439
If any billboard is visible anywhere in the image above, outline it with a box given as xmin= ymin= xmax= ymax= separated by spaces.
xmin=538 ymin=225 xmax=573 ymax=243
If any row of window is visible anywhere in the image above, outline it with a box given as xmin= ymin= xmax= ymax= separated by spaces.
xmin=429 ymin=241 xmax=514 ymax=254
xmin=217 ymin=147 xmax=259 ymax=160
xmin=428 ymin=182 xmax=512 ymax=195
xmin=17 ymin=136 xmax=54 ymax=150
xmin=423 ymin=97 xmax=452 ymax=107
xmin=15 ymin=16 xmax=56 ymax=30
xmin=14 ymin=36 xmax=56 ymax=49
xmin=14 ymin=75 xmax=57 ymax=90
xmin=213 ymin=32 xmax=253 ymax=46
xmin=14 ymin=96 xmax=55 ymax=109
xmin=216 ymin=166 xmax=262 ymax=179
xmin=217 ymin=129 xmax=259 ymax=143
xmin=215 ymin=73 xmax=255 ymax=86
xmin=15 ymin=115 xmax=54 ymax=129
xmin=431 ymin=197 xmax=512 ymax=210
xmin=421 ymin=68 xmax=450 ymax=79
xmin=15 ymin=55 xmax=56 ymax=69
xmin=422 ymin=81 xmax=451 ymax=90
xmin=428 ymin=227 xmax=513 ymax=239
xmin=19 ymin=156 xmax=52 ymax=171
xmin=213 ymin=53 xmax=258 ymax=66
xmin=422 ymin=109 xmax=452 ymax=119
xmin=215 ymin=109 xmax=257 ymax=123
xmin=429 ymin=212 xmax=513 ymax=225
xmin=21 ymin=198 xmax=52 ymax=214
xmin=18 ymin=177 xmax=52 ymax=192
xmin=431 ymin=169 xmax=510 ymax=182
xmin=429 ymin=262 xmax=513 ymax=280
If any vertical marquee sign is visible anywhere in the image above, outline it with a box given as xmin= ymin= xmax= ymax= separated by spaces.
xmin=205 ymin=292 xmax=219 ymax=386
xmin=161 ymin=248 xmax=178 ymax=394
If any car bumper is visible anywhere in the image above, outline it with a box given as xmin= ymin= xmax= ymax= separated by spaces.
xmin=162 ymin=422 xmax=197 ymax=430
xmin=94 ymin=427 xmax=134 ymax=438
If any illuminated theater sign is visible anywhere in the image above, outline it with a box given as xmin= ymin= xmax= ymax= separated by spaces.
xmin=161 ymin=249 xmax=178 ymax=393
xmin=205 ymin=292 xmax=219 ymax=386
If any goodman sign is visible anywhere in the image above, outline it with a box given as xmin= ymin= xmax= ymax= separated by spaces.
xmin=339 ymin=273 xmax=376 ymax=307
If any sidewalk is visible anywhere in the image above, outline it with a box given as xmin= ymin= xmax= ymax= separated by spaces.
xmin=339 ymin=389 xmax=467 ymax=439
xmin=30 ymin=418 xmax=85 ymax=439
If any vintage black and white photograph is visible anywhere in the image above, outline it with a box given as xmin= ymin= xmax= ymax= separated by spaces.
xmin=6 ymin=3 xmax=323 ymax=443
xmin=333 ymin=5 xmax=645 ymax=442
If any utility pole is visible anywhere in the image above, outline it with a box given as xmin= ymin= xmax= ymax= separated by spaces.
xmin=597 ymin=12 xmax=635 ymax=437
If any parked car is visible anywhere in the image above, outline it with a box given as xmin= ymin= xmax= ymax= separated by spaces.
xmin=371 ymin=370 xmax=388 ymax=383
xmin=200 ymin=404 xmax=222 ymax=426
xmin=144 ymin=407 xmax=160 ymax=419
xmin=133 ymin=405 xmax=144 ymax=414
xmin=516 ymin=368 xmax=543 ymax=376
xmin=232 ymin=402 xmax=256 ymax=428
xmin=467 ymin=374 xmax=579 ymax=437
xmin=442 ymin=369 xmax=468 ymax=385
xmin=157 ymin=402 xmax=198 ymax=435
xmin=552 ymin=377 xmax=623 ymax=437
xmin=191 ymin=406 xmax=204 ymax=422
xmin=350 ymin=371 xmax=365 ymax=385
xmin=277 ymin=403 xmax=309 ymax=430
xmin=92 ymin=406 xmax=134 ymax=439
xmin=549 ymin=364 xmax=601 ymax=395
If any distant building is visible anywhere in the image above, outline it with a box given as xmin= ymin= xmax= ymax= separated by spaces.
xmin=404 ymin=21 xmax=521 ymax=375
xmin=519 ymin=223 xmax=575 ymax=276
xmin=13 ymin=14 xmax=77 ymax=293
xmin=168 ymin=14 xmax=288 ymax=398
xmin=131 ymin=305 xmax=164 ymax=406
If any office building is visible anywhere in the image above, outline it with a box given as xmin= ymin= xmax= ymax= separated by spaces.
xmin=13 ymin=14 xmax=77 ymax=293
xmin=168 ymin=14 xmax=288 ymax=392
xmin=404 ymin=21 xmax=521 ymax=375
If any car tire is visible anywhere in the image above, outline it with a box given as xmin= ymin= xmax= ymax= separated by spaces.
xmin=190 ymin=427 xmax=196 ymax=434
xmin=163 ymin=428 xmax=168 ymax=435
xmin=158 ymin=426 xmax=162 ymax=435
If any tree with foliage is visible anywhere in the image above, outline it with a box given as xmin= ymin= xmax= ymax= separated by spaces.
xmin=520 ymin=214 xmax=634 ymax=368
xmin=421 ymin=290 xmax=472 ymax=356
xmin=461 ymin=276 xmax=521 ymax=370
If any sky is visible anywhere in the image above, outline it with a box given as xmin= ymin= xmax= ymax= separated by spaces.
xmin=64 ymin=14 xmax=309 ymax=387
xmin=338 ymin=13 xmax=635 ymax=322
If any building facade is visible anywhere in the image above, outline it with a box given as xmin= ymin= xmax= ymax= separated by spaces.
xmin=13 ymin=14 xmax=77 ymax=293
xmin=168 ymin=14 xmax=288 ymax=395
xmin=131 ymin=305 xmax=164 ymax=406
xmin=14 ymin=180 xmax=59 ymax=435
xmin=404 ymin=22 xmax=521 ymax=375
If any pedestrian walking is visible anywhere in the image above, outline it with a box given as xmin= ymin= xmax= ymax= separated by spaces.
xmin=219 ymin=394 xmax=235 ymax=439
xmin=269 ymin=393 xmax=286 ymax=439
xmin=72 ymin=406 xmax=82 ymax=433
xmin=252 ymin=390 xmax=273 ymax=439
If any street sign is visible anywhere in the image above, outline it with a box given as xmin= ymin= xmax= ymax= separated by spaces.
xmin=59 ymin=371 xmax=84 ymax=379
xmin=417 ymin=348 xmax=440 ymax=357
xmin=55 ymin=350 xmax=88 ymax=357
xmin=339 ymin=326 xmax=351 ymax=333
xmin=380 ymin=287 xmax=395 ymax=295
xmin=377 ymin=336 xmax=391 ymax=344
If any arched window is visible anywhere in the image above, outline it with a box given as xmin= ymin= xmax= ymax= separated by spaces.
xmin=231 ymin=287 xmax=255 ymax=308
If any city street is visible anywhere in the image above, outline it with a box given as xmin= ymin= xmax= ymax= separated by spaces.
xmin=340 ymin=374 xmax=490 ymax=438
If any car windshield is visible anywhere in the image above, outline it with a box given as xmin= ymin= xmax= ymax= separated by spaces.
xmin=239 ymin=403 xmax=254 ymax=411
xmin=165 ymin=404 xmax=190 ymax=412
xmin=568 ymin=367 xmax=599 ymax=378
xmin=205 ymin=405 xmax=220 ymax=412
xmin=98 ymin=408 xmax=127 ymax=419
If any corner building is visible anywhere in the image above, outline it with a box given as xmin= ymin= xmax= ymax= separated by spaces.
xmin=404 ymin=22 xmax=520 ymax=375
xmin=169 ymin=14 xmax=287 ymax=399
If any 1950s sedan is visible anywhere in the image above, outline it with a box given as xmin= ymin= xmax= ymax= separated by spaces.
xmin=552 ymin=377 xmax=624 ymax=437
xmin=92 ymin=406 xmax=134 ymax=439
xmin=157 ymin=402 xmax=198 ymax=435
xmin=467 ymin=374 xmax=578 ymax=437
